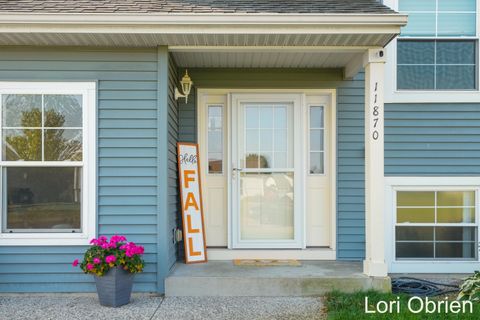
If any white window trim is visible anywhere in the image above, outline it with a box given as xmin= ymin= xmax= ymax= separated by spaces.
xmin=384 ymin=0 xmax=480 ymax=103
xmin=385 ymin=177 xmax=480 ymax=273
xmin=0 ymin=81 xmax=97 ymax=246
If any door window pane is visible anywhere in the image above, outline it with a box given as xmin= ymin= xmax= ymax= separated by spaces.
xmin=207 ymin=105 xmax=223 ymax=174
xmin=310 ymin=152 xmax=324 ymax=175
xmin=309 ymin=106 xmax=325 ymax=174
xmin=5 ymin=167 xmax=82 ymax=231
xmin=240 ymin=172 xmax=294 ymax=240
xmin=243 ymin=104 xmax=293 ymax=169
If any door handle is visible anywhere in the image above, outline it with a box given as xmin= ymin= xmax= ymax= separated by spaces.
xmin=232 ymin=168 xmax=243 ymax=172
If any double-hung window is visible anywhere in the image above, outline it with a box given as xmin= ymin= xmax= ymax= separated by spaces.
xmin=0 ymin=82 xmax=96 ymax=245
xmin=395 ymin=190 xmax=478 ymax=260
xmin=396 ymin=0 xmax=477 ymax=91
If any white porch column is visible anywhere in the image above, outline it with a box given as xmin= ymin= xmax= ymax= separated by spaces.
xmin=363 ymin=48 xmax=388 ymax=277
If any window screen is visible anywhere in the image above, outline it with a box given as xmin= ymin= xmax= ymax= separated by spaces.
xmin=397 ymin=40 xmax=476 ymax=90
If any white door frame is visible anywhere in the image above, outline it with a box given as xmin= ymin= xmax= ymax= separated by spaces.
xmin=197 ymin=89 xmax=337 ymax=258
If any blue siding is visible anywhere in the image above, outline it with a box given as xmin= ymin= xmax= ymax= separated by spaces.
xmin=385 ymin=103 xmax=480 ymax=176
xmin=0 ymin=47 xmax=171 ymax=292
xmin=177 ymin=68 xmax=366 ymax=261
xmin=336 ymin=72 xmax=365 ymax=260
xmin=167 ymin=54 xmax=180 ymax=269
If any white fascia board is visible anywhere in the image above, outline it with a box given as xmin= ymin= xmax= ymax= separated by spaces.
xmin=0 ymin=13 xmax=408 ymax=34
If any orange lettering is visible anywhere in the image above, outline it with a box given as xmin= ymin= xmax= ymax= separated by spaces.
xmin=188 ymin=237 xmax=202 ymax=256
xmin=187 ymin=215 xmax=200 ymax=233
xmin=184 ymin=192 xmax=199 ymax=210
xmin=183 ymin=170 xmax=196 ymax=188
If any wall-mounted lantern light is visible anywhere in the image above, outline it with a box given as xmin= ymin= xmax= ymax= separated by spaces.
xmin=175 ymin=70 xmax=193 ymax=104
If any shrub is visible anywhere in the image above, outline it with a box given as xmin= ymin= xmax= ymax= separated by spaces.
xmin=458 ymin=271 xmax=480 ymax=302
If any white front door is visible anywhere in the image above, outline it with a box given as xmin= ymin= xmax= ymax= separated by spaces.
xmin=231 ymin=94 xmax=304 ymax=248
xmin=198 ymin=90 xmax=336 ymax=257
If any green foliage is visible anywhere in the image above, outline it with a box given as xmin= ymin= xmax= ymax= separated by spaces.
xmin=6 ymin=108 xmax=81 ymax=161
xmin=76 ymin=236 xmax=145 ymax=277
xmin=458 ymin=271 xmax=480 ymax=302
xmin=324 ymin=290 xmax=479 ymax=320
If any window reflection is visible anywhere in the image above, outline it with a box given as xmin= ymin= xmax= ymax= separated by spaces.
xmin=6 ymin=167 xmax=82 ymax=231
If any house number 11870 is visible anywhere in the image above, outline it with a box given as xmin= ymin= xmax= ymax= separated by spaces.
xmin=372 ymin=82 xmax=380 ymax=141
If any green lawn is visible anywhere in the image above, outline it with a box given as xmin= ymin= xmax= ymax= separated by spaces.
xmin=324 ymin=291 xmax=480 ymax=320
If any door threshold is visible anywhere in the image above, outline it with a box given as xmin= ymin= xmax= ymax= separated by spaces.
xmin=207 ymin=248 xmax=336 ymax=260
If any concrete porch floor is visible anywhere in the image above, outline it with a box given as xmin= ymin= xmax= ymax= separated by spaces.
xmin=165 ymin=260 xmax=391 ymax=297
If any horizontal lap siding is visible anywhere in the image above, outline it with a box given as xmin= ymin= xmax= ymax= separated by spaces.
xmin=177 ymin=68 xmax=366 ymax=261
xmin=0 ymin=47 xmax=159 ymax=292
xmin=385 ymin=104 xmax=480 ymax=176
xmin=167 ymin=55 xmax=180 ymax=268
xmin=337 ymin=72 xmax=365 ymax=260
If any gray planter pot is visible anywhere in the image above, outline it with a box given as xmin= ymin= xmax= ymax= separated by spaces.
xmin=94 ymin=267 xmax=134 ymax=307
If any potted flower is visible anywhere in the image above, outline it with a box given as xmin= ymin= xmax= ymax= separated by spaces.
xmin=72 ymin=235 xmax=145 ymax=307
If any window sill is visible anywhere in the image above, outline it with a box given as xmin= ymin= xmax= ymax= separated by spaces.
xmin=385 ymin=90 xmax=480 ymax=104
xmin=0 ymin=233 xmax=93 ymax=246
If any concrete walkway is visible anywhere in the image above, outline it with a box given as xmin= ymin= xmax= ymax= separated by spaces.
xmin=0 ymin=293 xmax=325 ymax=320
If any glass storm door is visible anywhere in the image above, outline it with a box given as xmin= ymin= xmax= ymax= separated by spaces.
xmin=231 ymin=94 xmax=303 ymax=248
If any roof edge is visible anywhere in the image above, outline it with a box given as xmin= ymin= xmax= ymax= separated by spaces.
xmin=0 ymin=12 xmax=408 ymax=26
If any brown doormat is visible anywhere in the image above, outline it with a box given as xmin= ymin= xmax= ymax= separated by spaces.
xmin=233 ymin=259 xmax=301 ymax=267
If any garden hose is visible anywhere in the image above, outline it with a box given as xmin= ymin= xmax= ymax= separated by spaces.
xmin=392 ymin=277 xmax=459 ymax=297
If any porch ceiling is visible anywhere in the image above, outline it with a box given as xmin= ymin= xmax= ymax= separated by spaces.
xmin=172 ymin=49 xmax=358 ymax=68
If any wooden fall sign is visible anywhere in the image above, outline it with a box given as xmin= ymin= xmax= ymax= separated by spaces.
xmin=177 ymin=142 xmax=207 ymax=263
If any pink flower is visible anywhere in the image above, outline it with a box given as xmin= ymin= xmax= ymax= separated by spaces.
xmin=105 ymin=255 xmax=116 ymax=264
xmin=120 ymin=242 xmax=145 ymax=257
xmin=86 ymin=264 xmax=94 ymax=270
xmin=93 ymin=258 xmax=101 ymax=264
xmin=72 ymin=259 xmax=79 ymax=267
xmin=110 ymin=235 xmax=127 ymax=244
xmin=90 ymin=235 xmax=108 ymax=246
